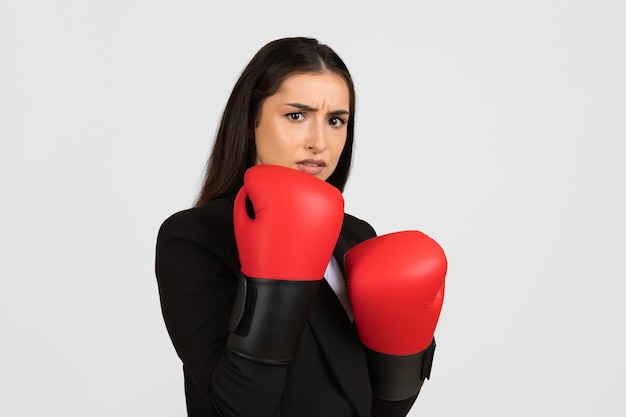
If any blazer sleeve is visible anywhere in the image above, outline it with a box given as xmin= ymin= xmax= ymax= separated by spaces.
xmin=155 ymin=207 xmax=289 ymax=416
xmin=371 ymin=396 xmax=418 ymax=417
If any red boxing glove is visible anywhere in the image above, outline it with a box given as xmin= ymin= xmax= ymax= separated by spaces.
xmin=344 ymin=230 xmax=446 ymax=400
xmin=228 ymin=164 xmax=344 ymax=363
xmin=234 ymin=164 xmax=344 ymax=281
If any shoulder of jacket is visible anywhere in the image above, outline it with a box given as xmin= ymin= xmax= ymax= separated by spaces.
xmin=157 ymin=194 xmax=235 ymax=243
xmin=342 ymin=212 xmax=377 ymax=241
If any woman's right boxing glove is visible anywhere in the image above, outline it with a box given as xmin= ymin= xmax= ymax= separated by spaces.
xmin=228 ymin=164 xmax=344 ymax=364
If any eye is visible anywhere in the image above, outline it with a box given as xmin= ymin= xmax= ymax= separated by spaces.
xmin=329 ymin=116 xmax=347 ymax=128
xmin=286 ymin=112 xmax=305 ymax=121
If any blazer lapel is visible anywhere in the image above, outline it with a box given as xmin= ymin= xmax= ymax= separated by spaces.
xmin=307 ymin=232 xmax=372 ymax=417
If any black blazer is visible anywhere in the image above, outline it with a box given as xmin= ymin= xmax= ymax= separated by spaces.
xmin=155 ymin=193 xmax=418 ymax=416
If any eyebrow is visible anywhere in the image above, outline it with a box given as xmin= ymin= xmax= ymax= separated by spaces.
xmin=284 ymin=102 xmax=350 ymax=116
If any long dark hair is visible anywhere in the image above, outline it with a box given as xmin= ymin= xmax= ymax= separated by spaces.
xmin=195 ymin=37 xmax=356 ymax=206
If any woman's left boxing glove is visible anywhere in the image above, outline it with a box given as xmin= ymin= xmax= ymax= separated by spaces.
xmin=345 ymin=230 xmax=447 ymax=400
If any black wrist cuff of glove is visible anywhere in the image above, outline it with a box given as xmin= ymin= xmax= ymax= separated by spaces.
xmin=367 ymin=338 xmax=436 ymax=401
xmin=227 ymin=274 xmax=321 ymax=365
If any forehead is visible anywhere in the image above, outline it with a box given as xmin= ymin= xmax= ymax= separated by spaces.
xmin=274 ymin=72 xmax=350 ymax=105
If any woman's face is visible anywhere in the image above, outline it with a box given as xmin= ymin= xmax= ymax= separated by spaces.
xmin=253 ymin=72 xmax=350 ymax=181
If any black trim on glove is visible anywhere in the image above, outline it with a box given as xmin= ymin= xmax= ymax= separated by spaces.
xmin=367 ymin=338 xmax=437 ymax=401
xmin=227 ymin=274 xmax=321 ymax=364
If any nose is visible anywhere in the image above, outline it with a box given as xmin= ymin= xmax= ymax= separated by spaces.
xmin=305 ymin=122 xmax=328 ymax=153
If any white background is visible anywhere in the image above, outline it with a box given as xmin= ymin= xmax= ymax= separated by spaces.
xmin=2 ymin=1 xmax=625 ymax=416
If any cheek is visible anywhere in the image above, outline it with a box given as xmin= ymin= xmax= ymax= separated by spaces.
xmin=260 ymin=126 xmax=303 ymax=151
xmin=254 ymin=126 xmax=296 ymax=164
xmin=332 ymin=135 xmax=348 ymax=159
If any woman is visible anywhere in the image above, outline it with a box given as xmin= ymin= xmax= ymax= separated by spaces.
xmin=155 ymin=37 xmax=443 ymax=417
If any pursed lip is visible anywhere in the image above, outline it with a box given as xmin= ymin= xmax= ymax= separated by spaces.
xmin=297 ymin=159 xmax=327 ymax=167
xmin=296 ymin=159 xmax=327 ymax=175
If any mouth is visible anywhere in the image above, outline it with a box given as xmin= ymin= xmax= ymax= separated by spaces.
xmin=296 ymin=159 xmax=326 ymax=175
